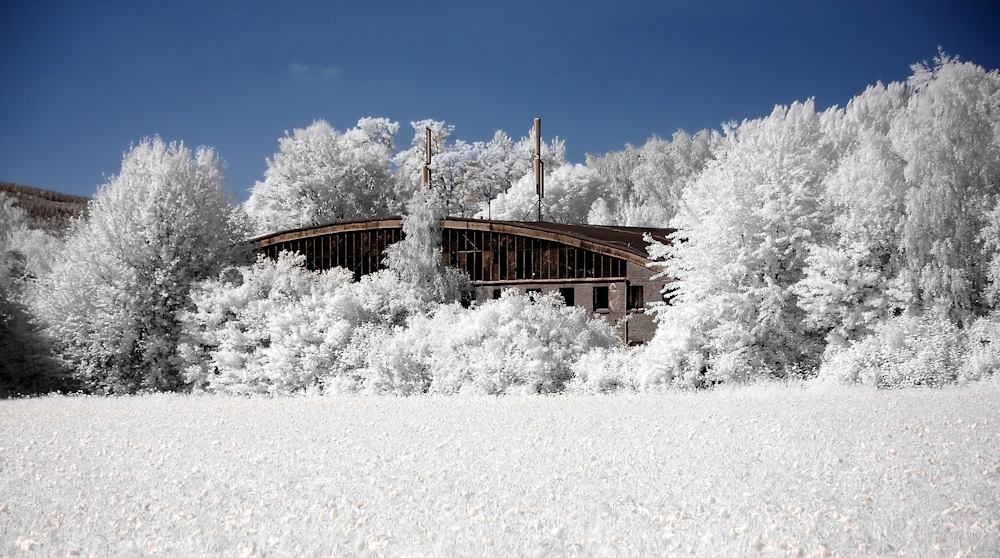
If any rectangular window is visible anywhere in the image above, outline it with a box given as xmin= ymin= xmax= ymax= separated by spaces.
xmin=628 ymin=285 xmax=644 ymax=311
xmin=559 ymin=287 xmax=575 ymax=307
xmin=593 ymin=286 xmax=609 ymax=311
xmin=492 ymin=288 xmax=502 ymax=300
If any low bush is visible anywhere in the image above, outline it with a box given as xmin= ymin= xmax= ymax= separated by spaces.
xmin=567 ymin=346 xmax=643 ymax=394
xmin=364 ymin=290 xmax=621 ymax=395
xmin=817 ymin=309 xmax=970 ymax=387
xmin=636 ymin=304 xmax=710 ymax=389
xmin=962 ymin=314 xmax=1000 ymax=381
xmin=179 ymin=257 xmax=621 ymax=396
xmin=178 ymin=253 xmax=420 ymax=395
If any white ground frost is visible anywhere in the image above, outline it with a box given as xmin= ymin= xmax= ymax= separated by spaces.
xmin=1 ymin=382 xmax=998 ymax=556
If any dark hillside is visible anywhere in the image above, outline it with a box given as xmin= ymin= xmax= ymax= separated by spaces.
xmin=0 ymin=182 xmax=89 ymax=236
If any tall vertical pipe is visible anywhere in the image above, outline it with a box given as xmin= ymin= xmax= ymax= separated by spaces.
xmin=423 ymin=127 xmax=432 ymax=188
xmin=534 ymin=118 xmax=542 ymax=222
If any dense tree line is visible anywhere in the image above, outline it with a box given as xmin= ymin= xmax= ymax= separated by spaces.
xmin=2 ymin=53 xmax=997 ymax=395
xmin=644 ymin=54 xmax=1000 ymax=387
xmin=0 ymin=182 xmax=89 ymax=236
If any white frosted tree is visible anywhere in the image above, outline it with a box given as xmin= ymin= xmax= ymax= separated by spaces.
xmin=179 ymin=253 xmax=358 ymax=395
xmin=30 ymin=138 xmax=246 ymax=393
xmin=429 ymin=140 xmax=484 ymax=217
xmin=793 ymin=81 xmax=912 ymax=348
xmin=393 ymin=122 xmax=569 ymax=218
xmin=480 ymin=131 xmax=519 ymax=195
xmin=795 ymin=55 xmax=1000 ymax=357
xmin=245 ymin=118 xmax=400 ymax=235
xmin=586 ymin=130 xmax=717 ymax=227
xmin=0 ymin=194 xmax=67 ymax=395
xmin=364 ymin=291 xmax=619 ymax=395
xmin=586 ymin=145 xmax=640 ymax=224
xmin=511 ymin=125 xmax=566 ymax=177
xmin=888 ymin=54 xmax=1000 ymax=322
xmin=644 ymin=100 xmax=838 ymax=383
xmin=394 ymin=120 xmax=502 ymax=217
xmin=984 ymin=202 xmax=1000 ymax=305
xmin=0 ymin=193 xmax=26 ymax=294
xmin=484 ymin=163 xmax=603 ymax=223
xmin=393 ymin=120 xmax=454 ymax=197
xmin=383 ymin=188 xmax=470 ymax=307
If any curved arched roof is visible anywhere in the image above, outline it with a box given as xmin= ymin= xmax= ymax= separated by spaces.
xmin=251 ymin=217 xmax=674 ymax=266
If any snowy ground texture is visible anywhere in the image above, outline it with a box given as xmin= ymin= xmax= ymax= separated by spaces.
xmin=2 ymin=382 xmax=999 ymax=557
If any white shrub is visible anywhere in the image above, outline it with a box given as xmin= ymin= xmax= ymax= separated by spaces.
xmin=817 ymin=309 xmax=965 ymax=388
xmin=179 ymin=254 xmax=421 ymax=395
xmin=567 ymin=346 xmax=643 ymax=394
xmin=961 ymin=314 xmax=1000 ymax=381
xmin=638 ymin=304 xmax=710 ymax=389
xmin=364 ymin=291 xmax=620 ymax=395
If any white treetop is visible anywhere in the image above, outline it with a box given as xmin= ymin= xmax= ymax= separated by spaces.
xmin=245 ymin=118 xmax=400 ymax=235
xmin=31 ymin=137 xmax=245 ymax=392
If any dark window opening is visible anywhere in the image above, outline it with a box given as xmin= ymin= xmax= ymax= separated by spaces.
xmin=526 ymin=288 xmax=542 ymax=301
xmin=461 ymin=290 xmax=476 ymax=308
xmin=627 ymin=285 xmax=644 ymax=311
xmin=559 ymin=287 xmax=575 ymax=307
xmin=492 ymin=289 xmax=502 ymax=300
xmin=593 ymin=286 xmax=609 ymax=311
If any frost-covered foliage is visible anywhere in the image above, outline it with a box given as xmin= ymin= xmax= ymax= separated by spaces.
xmin=181 ymin=188 xmax=476 ymax=396
xmin=0 ymin=193 xmax=27 ymax=292
xmin=393 ymin=121 xmax=566 ymax=218
xmin=793 ymin=81 xmax=913 ymax=350
xmin=0 ymin=194 xmax=68 ymax=396
xmin=484 ymin=163 xmax=603 ymax=223
xmin=963 ymin=314 xmax=1000 ymax=380
xmin=0 ymin=193 xmax=64 ymax=288
xmin=245 ymin=118 xmax=401 ymax=235
xmin=180 ymin=261 xmax=617 ymax=396
xmin=393 ymin=120 xmax=481 ymax=217
xmin=817 ymin=309 xmax=965 ymax=388
xmin=477 ymin=130 xmax=521 ymax=206
xmin=586 ymin=130 xmax=717 ymax=227
xmin=645 ymin=100 xmax=837 ymax=383
xmin=485 ymin=130 xmax=716 ymax=226
xmin=984 ymin=202 xmax=1000 ymax=305
xmin=30 ymin=138 xmax=246 ymax=393
xmin=797 ymin=55 xmax=1000 ymax=350
xmin=889 ymin=56 xmax=1000 ymax=322
xmin=567 ymin=346 xmax=643 ymax=393
xmin=384 ymin=189 xmax=470 ymax=307
xmin=363 ymin=291 xmax=620 ymax=395
xmin=645 ymin=55 xmax=1000 ymax=387
xmin=639 ymin=302 xmax=710 ymax=389
xmin=179 ymin=253 xmax=419 ymax=395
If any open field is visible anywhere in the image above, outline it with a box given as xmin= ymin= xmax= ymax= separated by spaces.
xmin=1 ymin=382 xmax=998 ymax=557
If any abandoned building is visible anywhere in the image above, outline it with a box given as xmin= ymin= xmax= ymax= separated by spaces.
xmin=251 ymin=217 xmax=675 ymax=345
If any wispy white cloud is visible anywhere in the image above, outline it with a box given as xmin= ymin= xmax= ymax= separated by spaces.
xmin=289 ymin=62 xmax=340 ymax=78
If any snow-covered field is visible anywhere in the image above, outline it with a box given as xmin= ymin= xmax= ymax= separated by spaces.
xmin=2 ymin=383 xmax=998 ymax=557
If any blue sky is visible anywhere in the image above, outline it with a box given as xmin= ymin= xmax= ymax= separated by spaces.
xmin=1 ymin=0 xmax=997 ymax=201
